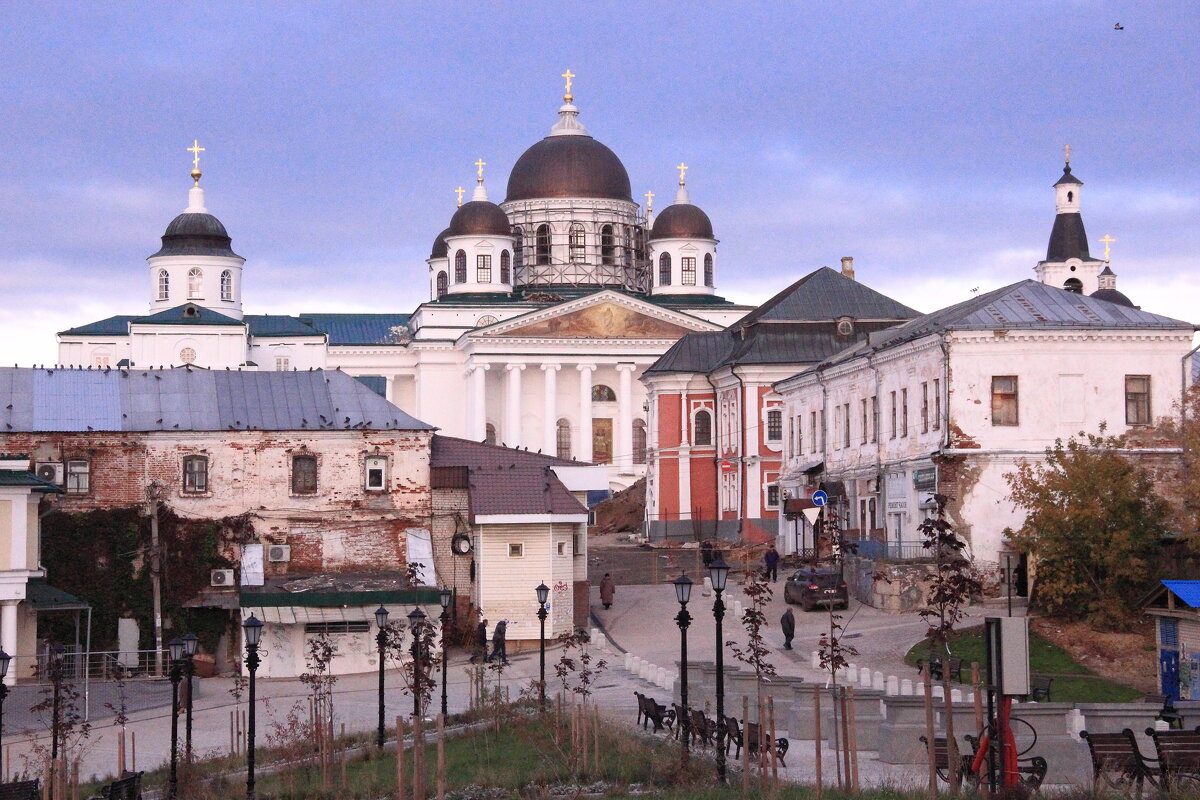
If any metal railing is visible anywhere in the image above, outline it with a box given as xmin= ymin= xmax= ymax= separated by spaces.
xmin=846 ymin=539 xmax=934 ymax=562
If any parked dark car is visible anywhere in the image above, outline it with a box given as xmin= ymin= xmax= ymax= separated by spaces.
xmin=784 ymin=567 xmax=849 ymax=611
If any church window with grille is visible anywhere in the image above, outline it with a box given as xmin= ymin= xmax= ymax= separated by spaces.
xmin=704 ymin=253 xmax=714 ymax=286
xmin=454 ymin=250 xmax=467 ymax=283
xmin=157 ymin=270 xmax=170 ymax=301
xmin=220 ymin=270 xmax=233 ymax=301
xmin=476 ymin=254 xmax=492 ymax=283
xmin=633 ymin=419 xmax=647 ymax=464
xmin=600 ymin=225 xmax=614 ymax=265
xmin=569 ymin=224 xmax=586 ymax=263
xmin=536 ymin=225 xmax=551 ymax=264
xmin=556 ymin=418 xmax=572 ymax=459
xmin=512 ymin=227 xmax=524 ymax=268
xmin=436 ymin=271 xmax=448 ymax=297
xmin=658 ymin=253 xmax=672 ymax=286
xmin=187 ymin=268 xmax=203 ymax=299
xmin=592 ymin=385 xmax=616 ymax=402
xmin=500 ymin=250 xmax=511 ymax=283
xmin=681 ymin=257 xmax=697 ymax=285
xmin=766 ymin=409 xmax=782 ymax=442
xmin=694 ymin=409 xmax=712 ymax=446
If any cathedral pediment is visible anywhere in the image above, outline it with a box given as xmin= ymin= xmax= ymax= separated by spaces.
xmin=474 ymin=292 xmax=718 ymax=340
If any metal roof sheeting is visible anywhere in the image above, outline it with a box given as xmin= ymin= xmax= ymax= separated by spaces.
xmin=299 ymin=314 xmax=413 ymax=345
xmin=0 ymin=367 xmax=432 ymax=432
xmin=58 ymin=315 xmax=138 ymax=337
xmin=737 ymin=267 xmax=920 ymax=325
xmin=244 ymin=315 xmax=323 ymax=337
xmin=1164 ymin=580 xmax=1200 ymax=609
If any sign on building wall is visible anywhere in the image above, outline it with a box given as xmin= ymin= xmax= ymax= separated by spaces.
xmin=913 ymin=468 xmax=937 ymax=491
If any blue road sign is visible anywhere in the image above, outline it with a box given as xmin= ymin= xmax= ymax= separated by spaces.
xmin=811 ymin=490 xmax=828 ymax=507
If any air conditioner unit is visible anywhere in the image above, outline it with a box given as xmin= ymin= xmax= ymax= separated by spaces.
xmin=267 ymin=545 xmax=291 ymax=563
xmin=210 ymin=569 xmax=236 ymax=587
xmin=35 ymin=462 xmax=64 ymax=485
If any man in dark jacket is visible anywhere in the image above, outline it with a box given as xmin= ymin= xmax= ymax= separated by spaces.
xmin=488 ymin=619 xmax=508 ymax=664
xmin=780 ymin=608 xmax=795 ymax=650
xmin=764 ymin=545 xmax=780 ymax=583
xmin=470 ymin=618 xmax=488 ymax=663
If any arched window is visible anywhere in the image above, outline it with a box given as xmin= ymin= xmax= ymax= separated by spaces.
xmin=1067 ymin=191 xmax=1074 ymax=203
xmin=694 ymin=409 xmax=712 ymax=446
xmin=556 ymin=418 xmax=572 ymax=460
xmin=704 ymin=253 xmax=714 ymax=287
xmin=220 ymin=270 xmax=233 ymax=301
xmin=454 ymin=250 xmax=467 ymax=283
xmin=512 ymin=227 xmax=524 ymax=268
xmin=157 ymin=269 xmax=170 ymax=301
xmin=187 ymin=267 xmax=203 ymax=299
xmin=633 ymin=420 xmax=647 ymax=464
xmin=500 ymin=250 xmax=511 ymax=284
xmin=475 ymin=315 xmax=498 ymax=327
xmin=436 ymin=271 xmax=448 ymax=297
xmin=600 ymin=224 xmax=614 ymax=265
xmin=1063 ymin=278 xmax=1083 ymax=294
xmin=568 ymin=223 xmax=586 ymax=263
xmin=591 ymin=385 xmax=617 ymax=402
xmin=536 ymin=225 xmax=551 ymax=265
xmin=658 ymin=253 xmax=672 ymax=286
xmin=484 ymin=423 xmax=497 ymax=446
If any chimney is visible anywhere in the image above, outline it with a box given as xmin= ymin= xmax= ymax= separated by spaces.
xmin=840 ymin=256 xmax=855 ymax=280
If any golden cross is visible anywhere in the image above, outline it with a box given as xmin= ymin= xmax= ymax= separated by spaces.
xmin=187 ymin=139 xmax=205 ymax=171
xmin=1100 ymin=234 xmax=1116 ymax=262
xmin=644 ymin=190 xmax=654 ymax=212
xmin=1064 ymin=143 xmax=1071 ymax=165
xmin=562 ymin=69 xmax=575 ymax=102
xmin=677 ymin=162 xmax=688 ymax=186
xmin=455 ymin=186 xmax=465 ymax=207
xmin=474 ymin=158 xmax=486 ymax=184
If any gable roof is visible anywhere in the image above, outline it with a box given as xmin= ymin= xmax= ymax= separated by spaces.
xmin=300 ymin=313 xmax=413 ymax=345
xmin=431 ymin=435 xmax=579 ymax=468
xmin=431 ymin=435 xmax=586 ymax=517
xmin=1164 ymin=580 xmax=1200 ymax=609
xmin=0 ymin=367 xmax=431 ymax=433
xmin=736 ymin=267 xmax=919 ymax=325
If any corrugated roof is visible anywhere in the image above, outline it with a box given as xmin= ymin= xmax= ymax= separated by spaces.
xmin=1164 ymin=580 xmax=1200 ymax=609
xmin=300 ymin=314 xmax=413 ymax=345
xmin=133 ymin=304 xmax=243 ymax=327
xmin=0 ymin=367 xmax=432 ymax=432
xmin=245 ymin=315 xmax=323 ymax=338
xmin=58 ymin=315 xmax=137 ymax=337
xmin=737 ymin=267 xmax=920 ymax=325
xmin=643 ymin=331 xmax=735 ymax=375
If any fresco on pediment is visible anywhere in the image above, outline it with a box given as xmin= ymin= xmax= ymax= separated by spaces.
xmin=496 ymin=302 xmax=693 ymax=339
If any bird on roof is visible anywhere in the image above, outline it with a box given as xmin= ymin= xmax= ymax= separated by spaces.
xmin=156 ymin=419 xmax=163 ymax=424
xmin=173 ymin=424 xmax=179 ymax=429
xmin=5 ymin=405 xmax=10 ymax=410
xmin=154 ymin=375 xmax=161 ymax=380
xmin=87 ymin=425 xmax=93 ymax=431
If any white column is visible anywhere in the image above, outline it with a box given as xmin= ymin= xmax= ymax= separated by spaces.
xmin=1 ymin=601 xmax=16 ymax=686
xmin=577 ymin=364 xmax=595 ymax=462
xmin=542 ymin=365 xmax=560 ymax=455
xmin=385 ymin=375 xmax=396 ymax=404
xmin=470 ymin=364 xmax=488 ymax=441
xmin=616 ymin=363 xmax=635 ymax=470
xmin=680 ymin=389 xmax=690 ymax=446
xmin=504 ymin=364 xmax=525 ymax=447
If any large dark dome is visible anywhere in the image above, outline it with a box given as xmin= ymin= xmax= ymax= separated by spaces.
xmin=150 ymin=212 xmax=240 ymax=258
xmin=505 ymin=136 xmax=632 ymax=202
xmin=1091 ymin=288 xmax=1135 ymax=308
xmin=446 ymin=201 xmax=511 ymax=237
xmin=649 ymin=203 xmax=714 ymax=240
xmin=430 ymin=227 xmax=451 ymax=259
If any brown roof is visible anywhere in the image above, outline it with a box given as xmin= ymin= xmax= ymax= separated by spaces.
xmin=431 ymin=435 xmax=586 ymax=518
xmin=431 ymin=435 xmax=580 ymax=469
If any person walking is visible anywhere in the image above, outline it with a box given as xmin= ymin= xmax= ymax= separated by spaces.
xmin=700 ymin=540 xmax=714 ymax=568
xmin=488 ymin=619 xmax=508 ymax=664
xmin=599 ymin=573 xmax=616 ymax=609
xmin=780 ymin=608 xmax=795 ymax=650
xmin=470 ymin=618 xmax=488 ymax=663
xmin=763 ymin=544 xmax=780 ymax=583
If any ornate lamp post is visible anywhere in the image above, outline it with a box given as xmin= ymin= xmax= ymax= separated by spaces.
xmin=374 ymin=606 xmax=389 ymax=749
xmin=438 ymin=587 xmax=452 ymax=718
xmin=709 ymin=558 xmax=730 ymax=783
xmin=181 ymin=632 xmax=198 ymax=764
xmin=408 ymin=607 xmax=427 ymax=721
xmin=242 ymin=614 xmax=263 ymax=800
xmin=536 ymin=582 xmax=549 ymax=712
xmin=167 ymin=637 xmax=185 ymax=799
xmin=673 ymin=574 xmax=693 ymax=759
xmin=0 ymin=650 xmax=12 ymax=779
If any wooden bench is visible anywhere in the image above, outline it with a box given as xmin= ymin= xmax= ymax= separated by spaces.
xmin=633 ymin=692 xmax=673 ymax=732
xmin=724 ymin=715 xmax=743 ymax=758
xmin=1081 ymin=729 xmax=1157 ymax=795
xmin=1146 ymin=726 xmax=1200 ymax=790
xmin=1027 ymin=675 xmax=1053 ymax=702
xmin=915 ymin=656 xmax=963 ymax=683
xmin=690 ymin=709 xmax=715 ymax=749
xmin=919 ymin=735 xmax=973 ymax=785
xmin=745 ymin=720 xmax=789 ymax=767
xmin=0 ymin=779 xmax=39 ymax=800
xmin=87 ymin=771 xmax=142 ymax=800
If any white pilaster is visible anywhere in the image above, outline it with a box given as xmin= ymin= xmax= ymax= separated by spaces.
xmin=542 ymin=365 xmax=560 ymax=455
xmin=470 ymin=365 xmax=489 ymax=441
xmin=1 ymin=601 xmax=16 ymax=686
xmin=616 ymin=364 xmax=635 ymax=470
xmin=577 ymin=364 xmax=595 ymax=463
xmin=385 ymin=376 xmax=396 ymax=405
xmin=680 ymin=390 xmax=689 ymax=446
xmin=505 ymin=364 xmax=525 ymax=447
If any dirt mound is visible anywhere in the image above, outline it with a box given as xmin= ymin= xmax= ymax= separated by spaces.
xmin=592 ymin=478 xmax=645 ymax=534
xmin=1030 ymin=617 xmax=1157 ymax=693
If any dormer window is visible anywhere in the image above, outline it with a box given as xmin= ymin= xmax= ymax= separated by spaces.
xmin=836 ymin=317 xmax=854 ymax=336
xmin=183 ymin=305 xmax=201 ymax=319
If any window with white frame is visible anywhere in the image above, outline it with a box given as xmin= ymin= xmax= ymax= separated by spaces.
xmin=187 ymin=267 xmax=203 ymax=299
xmin=500 ymin=250 xmax=511 ymax=283
xmin=766 ymin=484 xmax=780 ymax=508
xmin=365 ymin=455 xmax=387 ymax=491
xmin=66 ymin=459 xmax=89 ymax=494
xmin=766 ymin=409 xmax=782 ymax=442
xmin=694 ymin=409 xmax=712 ymax=446
xmin=275 ymin=356 xmax=290 ymax=371
xmin=157 ymin=269 xmax=170 ymax=301
xmin=1125 ymin=375 xmax=1151 ymax=425
xmin=220 ymin=270 xmax=233 ymax=301
xmin=476 ymin=254 xmax=492 ymax=283
xmin=633 ymin=420 xmax=647 ymax=464
xmin=681 ymin=257 xmax=696 ymax=285
xmin=183 ymin=455 xmax=208 ymax=493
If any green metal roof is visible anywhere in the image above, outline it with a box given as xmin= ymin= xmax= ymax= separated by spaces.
xmin=240 ymin=587 xmax=440 ymax=607
xmin=0 ymin=470 xmax=63 ymax=492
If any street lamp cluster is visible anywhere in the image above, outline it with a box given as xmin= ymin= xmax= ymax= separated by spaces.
xmin=672 ymin=558 xmax=729 ymax=782
xmin=166 ymin=631 xmax=199 ymax=799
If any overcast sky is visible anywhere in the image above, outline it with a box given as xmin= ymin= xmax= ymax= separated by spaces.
xmin=1 ymin=2 xmax=1197 ymax=365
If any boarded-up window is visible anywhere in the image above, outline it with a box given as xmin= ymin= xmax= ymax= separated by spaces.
xmin=1126 ymin=375 xmax=1151 ymax=425
xmin=292 ymin=455 xmax=317 ymax=494
xmin=991 ymin=376 xmax=1019 ymax=426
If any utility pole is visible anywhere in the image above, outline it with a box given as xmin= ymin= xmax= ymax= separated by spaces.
xmin=147 ymin=484 xmax=164 ymax=677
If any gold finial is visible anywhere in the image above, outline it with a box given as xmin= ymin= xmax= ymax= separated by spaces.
xmin=1100 ymin=234 xmax=1116 ymax=262
xmin=676 ymin=162 xmax=688 ymax=186
xmin=474 ymin=158 xmax=486 ymax=184
xmin=644 ymin=190 xmax=654 ymax=213
xmin=561 ymin=69 xmax=575 ymax=103
xmin=1064 ymin=143 xmax=1071 ymax=165
xmin=187 ymin=139 xmax=205 ymax=185
xmin=455 ymin=186 xmax=465 ymax=207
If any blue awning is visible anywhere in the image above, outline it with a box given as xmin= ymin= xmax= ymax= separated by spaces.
xmin=1163 ymin=580 xmax=1200 ymax=608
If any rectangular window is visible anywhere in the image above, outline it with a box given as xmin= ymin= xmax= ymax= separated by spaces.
xmin=183 ymin=455 xmax=208 ymax=493
xmin=766 ymin=485 xmax=780 ymax=508
xmin=508 ymin=542 xmax=524 ymax=558
xmin=890 ymin=391 xmax=897 ymax=439
xmin=833 ymin=405 xmax=842 ymax=450
xmin=365 ymin=456 xmax=387 ymax=491
xmin=797 ymin=415 xmax=804 ymax=455
xmin=1125 ymin=375 xmax=1151 ymax=425
xmin=871 ymin=396 xmax=879 ymax=443
xmin=291 ymin=454 xmax=317 ymax=495
xmin=681 ymin=256 xmax=697 ymax=285
xmin=991 ymin=376 xmax=1019 ymax=426
xmin=573 ymin=533 xmax=582 ymax=555
xmin=901 ymin=389 xmax=909 ymax=437
xmin=921 ymin=382 xmax=929 ymax=433
xmin=810 ymin=411 xmax=817 ymax=453
xmin=788 ymin=416 xmax=795 ymax=458
xmin=65 ymin=459 xmax=89 ymax=494
xmin=557 ymin=541 xmax=566 ymax=556
xmin=843 ymin=403 xmax=851 ymax=448
xmin=275 ymin=356 xmax=290 ymax=372
xmin=476 ymin=254 xmax=492 ymax=283
xmin=819 ymin=409 xmax=826 ymax=451
xmin=766 ymin=409 xmax=782 ymax=442
xmin=860 ymin=399 xmax=868 ymax=445
xmin=933 ymin=379 xmax=941 ymax=430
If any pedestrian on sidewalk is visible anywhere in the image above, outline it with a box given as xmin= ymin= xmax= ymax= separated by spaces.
xmin=763 ymin=544 xmax=780 ymax=583
xmin=470 ymin=618 xmax=488 ymax=663
xmin=488 ymin=619 xmax=508 ymax=664
xmin=780 ymin=607 xmax=795 ymax=650
xmin=700 ymin=540 xmax=714 ymax=568
xmin=599 ymin=572 xmax=616 ymax=609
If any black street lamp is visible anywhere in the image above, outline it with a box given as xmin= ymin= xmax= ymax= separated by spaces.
xmin=408 ymin=607 xmax=427 ymax=721
xmin=536 ymin=582 xmax=549 ymax=712
xmin=49 ymin=644 xmax=64 ymax=766
xmin=673 ymin=574 xmax=693 ymax=759
xmin=374 ymin=606 xmax=389 ymax=749
xmin=181 ymin=632 xmax=198 ymax=764
xmin=439 ymin=587 xmax=452 ymax=718
xmin=709 ymin=558 xmax=730 ymax=783
xmin=242 ymin=614 xmax=263 ymax=800
xmin=0 ymin=650 xmax=12 ymax=779
xmin=167 ymin=637 xmax=185 ymax=800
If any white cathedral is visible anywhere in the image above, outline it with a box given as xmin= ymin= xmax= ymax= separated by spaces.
xmin=57 ymin=82 xmax=753 ymax=491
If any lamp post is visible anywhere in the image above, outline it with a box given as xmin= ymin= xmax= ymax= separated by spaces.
xmin=438 ymin=587 xmax=452 ymax=718
xmin=408 ymin=607 xmax=427 ymax=721
xmin=374 ymin=606 xmax=389 ymax=749
xmin=709 ymin=558 xmax=730 ymax=783
xmin=536 ymin=582 xmax=549 ymax=712
xmin=181 ymin=632 xmax=198 ymax=764
xmin=242 ymin=614 xmax=263 ymax=800
xmin=49 ymin=644 xmax=64 ymax=767
xmin=673 ymin=574 xmax=693 ymax=760
xmin=167 ymin=637 xmax=185 ymax=800
xmin=0 ymin=650 xmax=11 ymax=779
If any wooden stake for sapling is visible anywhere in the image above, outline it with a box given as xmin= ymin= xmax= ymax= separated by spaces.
xmin=847 ymin=685 xmax=860 ymax=792
xmin=741 ymin=696 xmax=749 ymax=796
xmin=813 ymin=687 xmax=822 ymax=800
xmin=922 ymin=665 xmax=937 ymax=800
xmin=131 ymin=731 xmax=137 ymax=771
xmin=396 ymin=715 xmax=406 ymax=800
xmin=117 ymin=730 xmax=126 ymax=776
xmin=768 ymin=696 xmax=779 ymax=784
xmin=437 ymin=713 xmax=446 ymax=800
